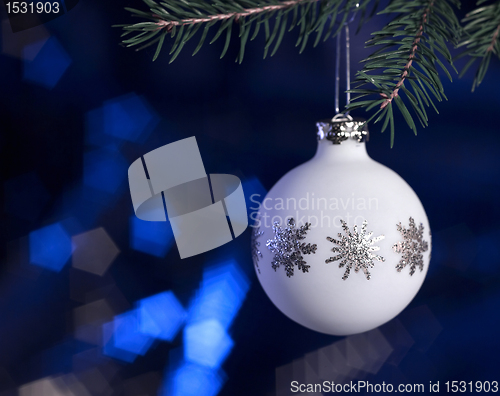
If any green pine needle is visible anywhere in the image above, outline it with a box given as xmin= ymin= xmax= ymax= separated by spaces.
xmin=456 ymin=0 xmax=500 ymax=91
xmin=345 ymin=0 xmax=461 ymax=144
xmin=117 ymin=0 xmax=375 ymax=63
xmin=116 ymin=0 xmax=500 ymax=145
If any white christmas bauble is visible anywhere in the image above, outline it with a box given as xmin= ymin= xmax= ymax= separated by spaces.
xmin=252 ymin=117 xmax=431 ymax=336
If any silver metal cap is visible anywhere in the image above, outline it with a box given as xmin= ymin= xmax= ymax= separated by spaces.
xmin=316 ymin=114 xmax=369 ymax=144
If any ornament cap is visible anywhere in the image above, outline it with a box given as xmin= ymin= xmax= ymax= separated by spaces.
xmin=316 ymin=114 xmax=369 ymax=144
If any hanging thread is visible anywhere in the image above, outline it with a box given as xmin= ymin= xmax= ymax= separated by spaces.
xmin=335 ymin=31 xmax=341 ymax=115
xmin=345 ymin=24 xmax=350 ymax=115
xmin=334 ymin=20 xmax=352 ymax=119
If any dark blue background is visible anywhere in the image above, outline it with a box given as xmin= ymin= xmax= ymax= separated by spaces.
xmin=0 ymin=0 xmax=499 ymax=395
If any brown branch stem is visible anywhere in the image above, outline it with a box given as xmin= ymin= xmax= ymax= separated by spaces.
xmin=380 ymin=0 xmax=435 ymax=109
xmin=487 ymin=24 xmax=500 ymax=53
xmin=154 ymin=0 xmax=318 ymax=30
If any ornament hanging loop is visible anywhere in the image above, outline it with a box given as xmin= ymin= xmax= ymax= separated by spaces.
xmin=332 ymin=113 xmax=353 ymax=122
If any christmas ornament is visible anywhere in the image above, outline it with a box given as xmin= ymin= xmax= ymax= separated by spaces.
xmin=252 ymin=116 xmax=431 ymax=335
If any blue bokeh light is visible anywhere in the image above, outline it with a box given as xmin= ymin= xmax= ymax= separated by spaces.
xmin=29 ymin=222 xmax=73 ymax=272
xmin=139 ymin=291 xmax=186 ymax=341
xmin=130 ymin=216 xmax=175 ymax=257
xmin=102 ymin=321 xmax=139 ymax=363
xmin=113 ymin=309 xmax=155 ymax=357
xmin=187 ymin=260 xmax=250 ymax=330
xmin=184 ymin=319 xmax=234 ymax=369
xmin=83 ymin=147 xmax=128 ymax=194
xmin=102 ymin=93 xmax=159 ymax=142
xmin=86 ymin=93 xmax=159 ymax=146
xmin=23 ymin=37 xmax=71 ymax=89
xmin=162 ymin=361 xmax=226 ymax=396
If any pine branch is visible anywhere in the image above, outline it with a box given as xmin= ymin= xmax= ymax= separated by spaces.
xmin=345 ymin=0 xmax=461 ymax=147
xmin=117 ymin=0 xmax=374 ymax=63
xmin=456 ymin=0 xmax=500 ymax=91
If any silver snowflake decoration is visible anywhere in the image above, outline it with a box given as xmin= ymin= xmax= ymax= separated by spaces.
xmin=251 ymin=227 xmax=264 ymax=273
xmin=326 ymin=219 xmax=385 ymax=281
xmin=266 ymin=218 xmax=317 ymax=277
xmin=428 ymin=229 xmax=432 ymax=263
xmin=393 ymin=217 xmax=429 ymax=276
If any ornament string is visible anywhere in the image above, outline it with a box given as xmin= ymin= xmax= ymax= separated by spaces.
xmin=334 ymin=23 xmax=352 ymax=119
xmin=345 ymin=24 xmax=350 ymax=115
xmin=335 ymin=32 xmax=341 ymax=115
